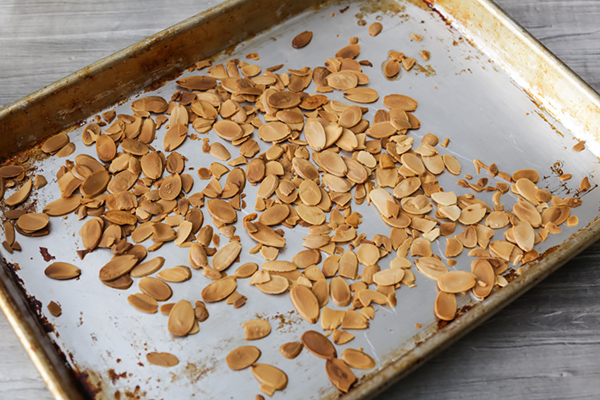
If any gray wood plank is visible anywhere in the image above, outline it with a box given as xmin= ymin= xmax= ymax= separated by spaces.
xmin=1 ymin=1 xmax=599 ymax=399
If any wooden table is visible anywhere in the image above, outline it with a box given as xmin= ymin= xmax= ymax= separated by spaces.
xmin=1 ymin=1 xmax=599 ymax=399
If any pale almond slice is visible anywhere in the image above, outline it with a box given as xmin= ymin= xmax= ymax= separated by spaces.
xmin=202 ymin=276 xmax=237 ymax=302
xmin=207 ymin=199 xmax=237 ymax=224
xmin=5 ymin=179 xmax=32 ymax=207
xmin=305 ymin=119 xmax=327 ymax=151
xmin=410 ymin=237 xmax=432 ymax=257
xmin=139 ymin=277 xmax=172 ymax=301
xmin=390 ymin=256 xmax=412 ymax=269
xmin=251 ymin=364 xmax=288 ymax=391
xmin=514 ymin=220 xmax=535 ymax=252
xmin=515 ymin=178 xmax=539 ymax=205
xmin=258 ymin=204 xmax=290 ymax=226
xmin=431 ymin=191 xmax=457 ymax=206
xmin=226 ymin=346 xmax=261 ymax=370
xmin=541 ymin=205 xmax=570 ymax=226
xmin=130 ymin=257 xmax=165 ymax=278
xmin=357 ymin=289 xmax=388 ymax=307
xmin=163 ymin=124 xmax=188 ymax=151
xmin=513 ymin=201 xmax=542 ymax=227
xmin=326 ymin=72 xmax=358 ymax=90
xmin=248 ymin=222 xmax=286 ymax=248
xmin=280 ymin=342 xmax=303 ymax=359
xmin=298 ymin=180 xmax=321 ymax=206
xmin=339 ymin=250 xmax=358 ymax=279
xmin=489 ymin=240 xmax=515 ymax=261
xmin=471 ymin=259 xmax=495 ymax=299
xmin=344 ymin=87 xmax=379 ymax=103
xmin=146 ymin=352 xmax=179 ymax=367
xmin=341 ymin=348 xmax=375 ymax=369
xmin=127 ymin=293 xmax=158 ymax=313
xmin=383 ymin=94 xmax=418 ymax=111
xmin=393 ymin=177 xmax=421 ymax=198
xmin=243 ymin=319 xmax=271 ymax=340
xmin=213 ymin=120 xmax=243 ymax=141
xmin=168 ymin=300 xmax=195 ymax=336
xmin=330 ymin=276 xmax=351 ymax=307
xmin=458 ymin=203 xmax=486 ymax=225
xmin=44 ymin=262 xmax=81 ymax=280
xmin=437 ymin=271 xmax=477 ymax=293
xmin=258 ymin=121 xmax=291 ymax=143
xmin=369 ymin=188 xmax=396 ymax=218
xmin=414 ymin=257 xmax=448 ymax=280
xmin=301 ymin=330 xmax=336 ymax=359
xmin=443 ymin=154 xmax=461 ymax=175
xmin=256 ymin=274 xmax=289 ymax=294
xmin=297 ymin=204 xmax=326 ymax=225
xmin=290 ymin=285 xmax=320 ymax=324
xmin=262 ymin=260 xmax=297 ymax=272
xmin=486 ymin=211 xmax=509 ymax=229
xmin=422 ymin=154 xmax=445 ymax=174
xmin=98 ymin=255 xmax=138 ymax=281
xmin=326 ymin=358 xmax=357 ymax=393
xmin=435 ymin=291 xmax=456 ymax=321
xmin=372 ymin=268 xmax=404 ymax=286
xmin=445 ymin=237 xmax=463 ymax=258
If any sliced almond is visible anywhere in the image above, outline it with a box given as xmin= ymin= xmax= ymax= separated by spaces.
xmin=127 ymin=293 xmax=158 ymax=313
xmin=301 ymin=330 xmax=336 ymax=359
xmin=168 ymin=300 xmax=195 ymax=336
xmin=44 ymin=262 xmax=81 ymax=280
xmin=330 ymin=276 xmax=351 ymax=307
xmin=212 ymin=241 xmax=242 ymax=271
xmin=98 ymin=255 xmax=138 ymax=281
xmin=251 ymin=364 xmax=288 ymax=391
xmin=341 ymin=348 xmax=375 ymax=369
xmin=290 ymin=285 xmax=320 ymax=324
xmin=414 ymin=257 xmax=448 ymax=280
xmin=130 ymin=257 xmax=165 ymax=278
xmin=202 ymin=276 xmax=237 ymax=302
xmin=5 ymin=179 xmax=32 ymax=207
xmin=226 ymin=346 xmax=261 ymax=370
xmin=146 ymin=352 xmax=179 ymax=367
xmin=326 ymin=358 xmax=357 ymax=393
xmin=139 ymin=277 xmax=172 ymax=301
xmin=243 ymin=319 xmax=271 ymax=340
xmin=434 ymin=291 xmax=456 ymax=321
xmin=157 ymin=266 xmax=192 ymax=283
xmin=437 ymin=270 xmax=477 ymax=293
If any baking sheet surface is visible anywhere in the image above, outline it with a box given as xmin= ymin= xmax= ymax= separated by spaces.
xmin=2 ymin=0 xmax=599 ymax=399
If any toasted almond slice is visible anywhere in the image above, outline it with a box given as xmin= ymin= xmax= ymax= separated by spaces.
xmin=42 ymin=133 xmax=69 ymax=154
xmin=341 ymin=348 xmax=375 ymax=369
xmin=410 ymin=237 xmax=432 ymax=257
xmin=127 ymin=293 xmax=158 ymax=313
xmin=163 ymin=124 xmax=188 ymax=151
xmin=330 ymin=276 xmax=351 ymax=307
xmin=292 ymin=31 xmax=313 ymax=48
xmin=213 ymin=120 xmax=243 ymax=141
xmin=512 ymin=169 xmax=539 ymax=183
xmin=296 ymin=204 xmax=326 ymax=225
xmin=226 ymin=346 xmax=261 ymax=370
xmin=513 ymin=201 xmax=542 ymax=227
xmin=290 ymin=285 xmax=320 ymax=324
xmin=157 ymin=266 xmax=191 ymax=283
xmin=338 ymin=250 xmax=358 ymax=279
xmin=78 ymin=217 xmax=103 ymax=250
xmin=262 ymin=260 xmax=297 ymax=272
xmin=17 ymin=213 xmax=49 ymax=233
xmin=251 ymin=364 xmax=288 ymax=391
xmin=168 ymin=300 xmax=195 ymax=337
xmin=207 ymin=199 xmax=237 ymax=224
xmin=445 ymin=237 xmax=463 ymax=258
xmin=514 ymin=220 xmax=534 ymax=252
xmin=258 ymin=204 xmax=290 ymax=226
xmin=243 ymin=319 xmax=271 ymax=340
xmin=489 ymin=240 xmax=515 ymax=261
xmin=458 ymin=203 xmax=486 ymax=225
xmin=485 ymin=211 xmax=509 ymax=229
xmin=146 ymin=352 xmax=179 ymax=367
xmin=435 ymin=291 xmax=456 ymax=321
xmin=159 ymin=174 xmax=182 ymax=201
xmin=305 ymin=119 xmax=327 ymax=151
xmin=210 ymin=241 xmax=241 ymax=272
xmin=393 ymin=177 xmax=421 ymax=199
xmin=541 ymin=205 xmax=570 ymax=226
xmin=443 ymin=154 xmax=461 ymax=175
xmin=301 ymin=330 xmax=336 ymax=359
xmin=256 ymin=274 xmax=289 ymax=294
xmin=44 ymin=262 xmax=81 ymax=280
xmin=139 ymin=277 xmax=172 ymax=301
xmin=357 ymin=289 xmax=388 ymax=307
xmin=356 ymin=243 xmax=380 ymax=266
xmin=320 ymin=307 xmax=345 ymax=331
xmin=5 ymin=179 xmax=32 ymax=207
xmin=130 ymin=257 xmax=165 ymax=278
xmin=280 ymin=342 xmax=303 ymax=360
xmin=383 ymin=94 xmax=418 ymax=111
xmin=202 ymin=276 xmax=237 ymax=302
xmin=176 ymin=75 xmax=217 ymax=90
xmin=437 ymin=271 xmax=477 ymax=293
xmin=248 ymin=222 xmax=286 ymax=248
xmin=344 ymin=87 xmax=379 ymax=103
xmin=471 ymin=259 xmax=495 ymax=299
xmin=372 ymin=268 xmax=404 ymax=286
xmin=0 ymin=165 xmax=24 ymax=178
xmin=98 ymin=255 xmax=138 ymax=281
xmin=369 ymin=188 xmax=396 ymax=218
xmin=95 ymin=135 xmax=117 ymax=162
xmin=415 ymin=257 xmax=448 ymax=280
xmin=326 ymin=358 xmax=357 ymax=393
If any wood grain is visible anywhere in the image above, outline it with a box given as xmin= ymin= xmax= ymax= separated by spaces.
xmin=1 ymin=1 xmax=599 ymax=399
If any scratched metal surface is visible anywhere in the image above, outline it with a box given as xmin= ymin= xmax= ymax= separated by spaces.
xmin=1 ymin=0 xmax=599 ymax=399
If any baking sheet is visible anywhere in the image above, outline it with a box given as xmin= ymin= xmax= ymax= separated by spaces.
xmin=1 ymin=0 xmax=599 ymax=399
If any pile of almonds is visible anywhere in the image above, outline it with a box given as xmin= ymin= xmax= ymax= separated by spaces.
xmin=0 ymin=24 xmax=588 ymax=397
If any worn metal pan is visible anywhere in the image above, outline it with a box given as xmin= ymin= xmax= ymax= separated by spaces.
xmin=1 ymin=0 xmax=599 ymax=399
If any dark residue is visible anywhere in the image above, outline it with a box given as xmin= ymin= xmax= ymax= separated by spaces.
xmin=108 ymin=369 xmax=128 ymax=384
xmin=39 ymin=246 xmax=55 ymax=262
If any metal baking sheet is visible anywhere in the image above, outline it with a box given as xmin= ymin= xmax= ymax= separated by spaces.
xmin=1 ymin=0 xmax=600 ymax=399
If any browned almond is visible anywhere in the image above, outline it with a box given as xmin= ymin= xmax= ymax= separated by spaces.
xmin=127 ymin=293 xmax=158 ymax=313
xmin=159 ymin=174 xmax=182 ymax=201
xmin=235 ymin=262 xmax=259 ymax=278
xmin=5 ymin=179 xmax=32 ymax=207
xmin=17 ymin=213 xmax=49 ymax=233
xmin=98 ymin=254 xmax=138 ymax=281
xmin=471 ymin=259 xmax=495 ymax=299
xmin=80 ymin=170 xmax=110 ymax=198
xmin=47 ymin=301 xmax=62 ymax=317
xmin=290 ymin=285 xmax=320 ymax=324
xmin=226 ymin=345 xmax=261 ymax=370
xmin=301 ymin=330 xmax=336 ymax=359
xmin=414 ymin=257 xmax=448 ymax=280
xmin=280 ymin=342 xmax=303 ymax=359
xmin=341 ymin=348 xmax=375 ymax=369
xmin=42 ymin=133 xmax=69 ymax=154
xmin=201 ymin=276 xmax=237 ymax=302
xmin=157 ymin=266 xmax=191 ymax=283
xmin=344 ymin=87 xmax=379 ymax=103
xmin=130 ymin=257 xmax=165 ymax=278
xmin=326 ymin=358 xmax=357 ymax=393
xmin=139 ymin=277 xmax=172 ymax=301
xmin=44 ymin=262 xmax=81 ymax=280
xmin=176 ymin=76 xmax=217 ymax=91
xmin=105 ymin=210 xmax=137 ymax=226
xmin=168 ymin=300 xmax=195 ymax=336
xmin=146 ymin=352 xmax=179 ymax=367
xmin=251 ymin=363 xmax=288 ymax=391
xmin=369 ymin=22 xmax=383 ymax=36
xmin=292 ymin=31 xmax=313 ymax=48
xmin=243 ymin=319 xmax=271 ymax=340
xmin=330 ymin=276 xmax=351 ymax=307
xmin=96 ymin=135 xmax=117 ymax=162
xmin=258 ymin=204 xmax=290 ymax=226
xmin=434 ymin=291 xmax=456 ymax=321
xmin=0 ymin=165 xmax=24 ymax=178
xmin=256 ymin=274 xmax=289 ymax=294
xmin=437 ymin=271 xmax=477 ymax=293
